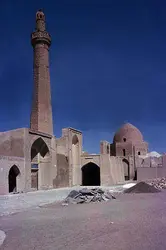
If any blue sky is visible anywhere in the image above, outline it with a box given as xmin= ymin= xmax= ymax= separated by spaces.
xmin=0 ymin=0 xmax=166 ymax=153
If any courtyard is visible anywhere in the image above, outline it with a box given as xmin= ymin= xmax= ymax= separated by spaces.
xmin=1 ymin=190 xmax=166 ymax=250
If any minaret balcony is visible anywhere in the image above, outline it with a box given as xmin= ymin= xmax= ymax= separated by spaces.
xmin=31 ymin=31 xmax=51 ymax=46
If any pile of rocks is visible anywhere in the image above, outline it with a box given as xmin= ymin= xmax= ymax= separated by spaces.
xmin=124 ymin=181 xmax=161 ymax=194
xmin=62 ymin=188 xmax=116 ymax=205
xmin=147 ymin=178 xmax=166 ymax=190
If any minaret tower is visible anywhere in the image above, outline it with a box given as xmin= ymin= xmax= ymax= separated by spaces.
xmin=30 ymin=10 xmax=53 ymax=135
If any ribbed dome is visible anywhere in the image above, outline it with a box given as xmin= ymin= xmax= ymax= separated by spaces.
xmin=113 ymin=123 xmax=143 ymax=143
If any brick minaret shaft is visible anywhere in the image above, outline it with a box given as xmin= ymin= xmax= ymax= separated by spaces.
xmin=30 ymin=10 xmax=53 ymax=135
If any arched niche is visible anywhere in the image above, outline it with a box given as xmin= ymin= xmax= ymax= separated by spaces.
xmin=8 ymin=165 xmax=20 ymax=193
xmin=72 ymin=134 xmax=80 ymax=185
xmin=122 ymin=158 xmax=130 ymax=180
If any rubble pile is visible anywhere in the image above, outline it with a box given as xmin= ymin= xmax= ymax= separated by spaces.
xmin=124 ymin=181 xmax=161 ymax=194
xmin=62 ymin=188 xmax=116 ymax=205
xmin=147 ymin=178 xmax=166 ymax=190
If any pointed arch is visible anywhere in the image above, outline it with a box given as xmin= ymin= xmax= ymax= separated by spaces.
xmin=81 ymin=162 xmax=100 ymax=186
xmin=31 ymin=137 xmax=49 ymax=160
xmin=72 ymin=134 xmax=79 ymax=145
xmin=8 ymin=165 xmax=20 ymax=193
xmin=122 ymin=158 xmax=130 ymax=180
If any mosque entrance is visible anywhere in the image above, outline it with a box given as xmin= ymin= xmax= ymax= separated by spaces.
xmin=8 ymin=165 xmax=20 ymax=193
xmin=81 ymin=162 xmax=100 ymax=186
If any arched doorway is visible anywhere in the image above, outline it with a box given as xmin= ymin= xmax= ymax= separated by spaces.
xmin=122 ymin=159 xmax=130 ymax=180
xmin=72 ymin=135 xmax=80 ymax=185
xmin=82 ymin=162 xmax=100 ymax=186
xmin=31 ymin=137 xmax=50 ymax=190
xmin=8 ymin=165 xmax=20 ymax=193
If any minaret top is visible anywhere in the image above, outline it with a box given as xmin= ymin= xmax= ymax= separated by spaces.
xmin=36 ymin=9 xmax=45 ymax=20
xmin=31 ymin=9 xmax=51 ymax=47
xmin=35 ymin=9 xmax=46 ymax=32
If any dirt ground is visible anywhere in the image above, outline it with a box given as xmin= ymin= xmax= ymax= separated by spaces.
xmin=1 ymin=191 xmax=166 ymax=250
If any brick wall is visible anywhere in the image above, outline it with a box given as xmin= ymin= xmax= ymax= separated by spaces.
xmin=0 ymin=128 xmax=26 ymax=157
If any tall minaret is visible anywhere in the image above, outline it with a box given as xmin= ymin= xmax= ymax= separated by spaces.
xmin=30 ymin=10 xmax=53 ymax=135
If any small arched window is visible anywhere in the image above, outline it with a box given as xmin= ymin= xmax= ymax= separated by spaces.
xmin=138 ymin=151 xmax=141 ymax=155
xmin=123 ymin=138 xmax=126 ymax=142
xmin=123 ymin=149 xmax=126 ymax=156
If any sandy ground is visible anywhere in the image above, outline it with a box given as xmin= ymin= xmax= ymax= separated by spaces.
xmin=0 ymin=185 xmax=126 ymax=216
xmin=1 ymin=190 xmax=166 ymax=250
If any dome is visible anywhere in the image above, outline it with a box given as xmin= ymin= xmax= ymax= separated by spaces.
xmin=113 ymin=123 xmax=143 ymax=143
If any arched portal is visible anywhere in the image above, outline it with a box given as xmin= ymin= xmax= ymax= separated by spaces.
xmin=122 ymin=159 xmax=130 ymax=180
xmin=72 ymin=135 xmax=80 ymax=185
xmin=8 ymin=165 xmax=20 ymax=193
xmin=82 ymin=162 xmax=100 ymax=186
xmin=31 ymin=137 xmax=50 ymax=190
xmin=31 ymin=137 xmax=49 ymax=160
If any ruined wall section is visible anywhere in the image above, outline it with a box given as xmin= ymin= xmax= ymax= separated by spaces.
xmin=53 ymin=135 xmax=69 ymax=187
xmin=100 ymin=154 xmax=125 ymax=185
xmin=100 ymin=141 xmax=125 ymax=185
xmin=54 ymin=153 xmax=69 ymax=188
xmin=62 ymin=128 xmax=83 ymax=186
xmin=100 ymin=153 xmax=113 ymax=185
xmin=109 ymin=157 xmax=125 ymax=184
xmin=56 ymin=136 xmax=67 ymax=155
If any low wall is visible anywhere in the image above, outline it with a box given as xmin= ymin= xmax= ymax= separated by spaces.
xmin=137 ymin=167 xmax=166 ymax=181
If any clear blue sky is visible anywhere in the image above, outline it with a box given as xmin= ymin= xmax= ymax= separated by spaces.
xmin=0 ymin=0 xmax=166 ymax=153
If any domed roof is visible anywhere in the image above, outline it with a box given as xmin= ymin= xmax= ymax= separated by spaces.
xmin=113 ymin=123 xmax=143 ymax=143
